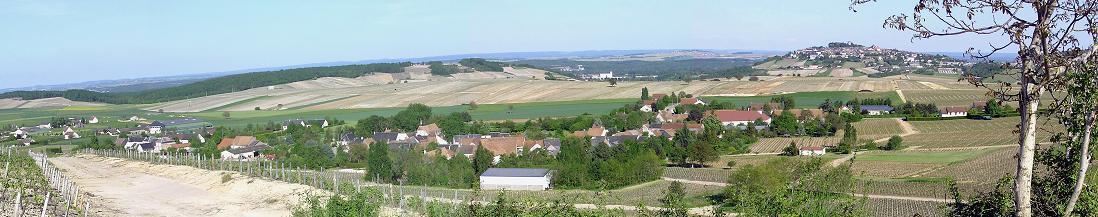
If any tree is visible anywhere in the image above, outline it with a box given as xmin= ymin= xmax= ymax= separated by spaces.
xmin=851 ymin=0 xmax=1098 ymax=215
xmin=780 ymin=141 xmax=799 ymax=156
xmin=641 ymin=87 xmax=650 ymax=100
xmin=366 ymin=141 xmax=393 ymax=183
xmin=660 ymin=181 xmax=688 ymax=217
xmin=222 ymin=111 xmax=230 ymax=119
xmin=468 ymin=101 xmax=478 ymax=110
xmin=885 ymin=135 xmax=904 ymax=151
xmin=771 ymin=110 xmax=798 ymax=136
xmin=608 ymin=78 xmax=618 ymax=86
xmin=473 ymin=146 xmax=493 ymax=175
xmin=688 ymin=140 xmax=718 ymax=167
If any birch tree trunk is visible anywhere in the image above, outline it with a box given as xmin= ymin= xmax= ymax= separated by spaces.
xmin=1015 ymin=78 xmax=1042 ymax=217
xmin=1065 ymin=111 xmax=1095 ymax=215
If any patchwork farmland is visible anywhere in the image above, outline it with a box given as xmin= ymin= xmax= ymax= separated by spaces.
xmin=146 ymin=74 xmax=975 ymax=113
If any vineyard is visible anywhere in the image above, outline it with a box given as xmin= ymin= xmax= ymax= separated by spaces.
xmin=0 ymin=148 xmax=91 ymax=217
xmin=851 ymin=161 xmax=940 ymax=178
xmin=852 ymin=118 xmax=905 ymax=141
xmin=662 ymin=167 xmax=733 ymax=183
xmin=866 ymin=198 xmax=946 ymax=217
xmin=920 ymin=147 xmax=1017 ymax=182
xmin=903 ymin=89 xmax=991 ymax=107
xmin=904 ymin=118 xmax=1059 ymax=148
xmin=750 ymin=136 xmax=841 ymax=153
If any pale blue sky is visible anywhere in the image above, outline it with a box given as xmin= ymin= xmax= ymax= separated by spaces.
xmin=0 ymin=0 xmax=1001 ymax=88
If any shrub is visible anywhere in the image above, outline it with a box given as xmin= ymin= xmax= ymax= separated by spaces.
xmin=221 ymin=173 xmax=233 ymax=183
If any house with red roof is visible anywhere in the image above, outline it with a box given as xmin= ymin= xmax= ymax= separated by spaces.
xmin=710 ymin=110 xmax=772 ymax=126
xmin=679 ymin=98 xmax=706 ymax=105
xmin=940 ymin=107 xmax=969 ymax=118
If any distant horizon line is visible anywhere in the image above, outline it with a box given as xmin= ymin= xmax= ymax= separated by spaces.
xmin=1 ymin=47 xmax=1017 ymax=91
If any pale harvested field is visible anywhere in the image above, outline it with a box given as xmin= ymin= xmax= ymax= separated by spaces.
xmin=830 ymin=68 xmax=854 ymax=77
xmin=858 ymin=67 xmax=881 ymax=74
xmin=147 ymin=75 xmax=974 ymax=112
xmin=503 ymin=67 xmax=548 ymax=79
xmin=0 ymin=97 xmax=104 ymax=109
xmin=449 ymin=71 xmax=512 ymax=79
xmin=50 ymin=155 xmax=328 ymax=217
xmin=766 ymin=69 xmax=823 ymax=76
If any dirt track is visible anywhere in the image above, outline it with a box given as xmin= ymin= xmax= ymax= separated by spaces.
xmin=49 ymin=155 xmax=326 ymax=217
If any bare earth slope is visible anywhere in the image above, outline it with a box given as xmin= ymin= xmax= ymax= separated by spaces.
xmin=50 ymin=155 xmax=326 ymax=217
xmin=0 ymin=97 xmax=105 ymax=109
xmin=146 ymin=75 xmax=977 ymax=112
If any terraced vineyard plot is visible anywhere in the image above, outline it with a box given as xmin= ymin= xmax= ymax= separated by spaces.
xmin=867 ymin=198 xmax=946 ymax=217
xmin=717 ymin=154 xmax=841 ymax=169
xmin=905 ymin=119 xmax=1059 ymax=148
xmin=904 ymin=89 xmax=990 ymax=107
xmin=921 ymin=147 xmax=1016 ymax=182
xmin=662 ymin=167 xmax=733 ymax=183
xmin=851 ymin=161 xmax=939 ymax=178
xmin=750 ymin=136 xmax=840 ymax=153
xmin=854 ymin=118 xmax=905 ymax=141
xmin=855 ymin=179 xmax=990 ymax=199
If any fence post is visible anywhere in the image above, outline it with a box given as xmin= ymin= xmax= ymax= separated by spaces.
xmin=15 ymin=189 xmax=22 ymax=216
xmin=40 ymin=191 xmax=51 ymax=217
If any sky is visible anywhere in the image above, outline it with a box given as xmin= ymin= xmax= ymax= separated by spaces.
xmin=0 ymin=0 xmax=1007 ymax=89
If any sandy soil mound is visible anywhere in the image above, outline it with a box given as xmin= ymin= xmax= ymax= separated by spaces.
xmin=50 ymin=155 xmax=329 ymax=217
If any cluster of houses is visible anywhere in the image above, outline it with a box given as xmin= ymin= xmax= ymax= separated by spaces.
xmin=785 ymin=42 xmax=968 ymax=73
xmin=4 ymin=116 xmax=102 ymax=146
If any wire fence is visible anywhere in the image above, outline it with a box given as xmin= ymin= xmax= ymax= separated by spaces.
xmin=80 ymin=149 xmax=496 ymax=215
xmin=1 ymin=147 xmax=92 ymax=217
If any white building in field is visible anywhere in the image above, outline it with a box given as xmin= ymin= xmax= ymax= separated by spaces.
xmin=479 ymin=168 xmax=551 ymax=190
xmin=940 ymin=107 xmax=969 ymax=118
xmin=799 ymin=146 xmax=826 ymax=156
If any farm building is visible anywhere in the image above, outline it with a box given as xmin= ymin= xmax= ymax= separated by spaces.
xmin=63 ymin=127 xmax=80 ymax=140
xmin=680 ymin=97 xmax=706 ymax=105
xmin=710 ymin=110 xmax=772 ymax=126
xmin=217 ymin=136 xmax=267 ymax=150
xmin=799 ymin=146 xmax=826 ymax=156
xmin=221 ymin=143 xmax=271 ymax=160
xmin=860 ymin=105 xmax=894 ymax=115
xmin=940 ymin=107 xmax=969 ymax=118
xmin=281 ymin=119 xmax=329 ymax=130
xmin=88 ymin=116 xmax=99 ymax=124
xmin=479 ymin=168 xmax=552 ymax=190
xmin=9 ymin=129 xmax=27 ymax=139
